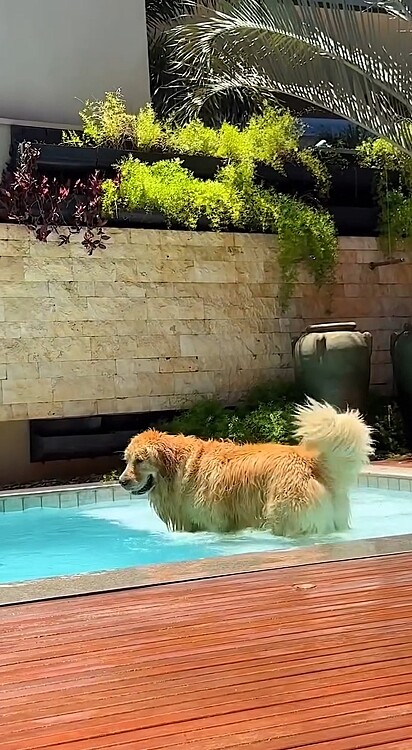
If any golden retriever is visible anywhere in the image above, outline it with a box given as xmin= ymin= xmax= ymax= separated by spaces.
xmin=119 ymin=399 xmax=373 ymax=537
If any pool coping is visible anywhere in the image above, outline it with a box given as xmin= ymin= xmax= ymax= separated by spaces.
xmin=2 ymin=462 xmax=412 ymax=607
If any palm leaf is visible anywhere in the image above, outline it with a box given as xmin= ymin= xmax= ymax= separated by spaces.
xmin=168 ymin=0 xmax=412 ymax=153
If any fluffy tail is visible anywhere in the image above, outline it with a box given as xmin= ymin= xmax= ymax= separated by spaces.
xmin=294 ymin=398 xmax=374 ymax=487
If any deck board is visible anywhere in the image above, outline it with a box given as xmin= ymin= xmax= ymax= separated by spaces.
xmin=1 ymin=553 xmax=412 ymax=749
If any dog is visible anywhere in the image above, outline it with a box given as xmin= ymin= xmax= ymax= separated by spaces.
xmin=119 ymin=398 xmax=373 ymax=537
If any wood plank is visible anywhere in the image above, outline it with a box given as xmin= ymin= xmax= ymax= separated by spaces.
xmin=1 ymin=552 xmax=412 ymax=749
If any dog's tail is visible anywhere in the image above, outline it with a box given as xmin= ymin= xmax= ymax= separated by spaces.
xmin=294 ymin=398 xmax=374 ymax=486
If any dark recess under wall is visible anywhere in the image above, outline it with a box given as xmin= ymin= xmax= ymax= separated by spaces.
xmin=30 ymin=410 xmax=178 ymax=463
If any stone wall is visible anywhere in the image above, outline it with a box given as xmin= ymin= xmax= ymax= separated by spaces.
xmin=0 ymin=225 xmax=410 ymax=422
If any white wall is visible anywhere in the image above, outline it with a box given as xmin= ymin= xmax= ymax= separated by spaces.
xmin=0 ymin=0 xmax=150 ymax=128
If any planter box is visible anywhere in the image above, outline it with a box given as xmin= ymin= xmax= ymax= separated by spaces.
xmin=34 ymin=144 xmax=99 ymax=171
xmin=329 ymin=206 xmax=379 ymax=236
xmin=30 ymin=144 xmax=224 ymax=179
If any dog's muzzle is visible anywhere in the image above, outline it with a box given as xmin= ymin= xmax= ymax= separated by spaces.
xmin=130 ymin=474 xmax=155 ymax=496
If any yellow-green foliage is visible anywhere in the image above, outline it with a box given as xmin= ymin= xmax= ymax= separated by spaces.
xmin=102 ymin=157 xmax=337 ymax=307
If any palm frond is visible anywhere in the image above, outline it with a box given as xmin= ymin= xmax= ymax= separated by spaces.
xmin=168 ymin=0 xmax=412 ymax=153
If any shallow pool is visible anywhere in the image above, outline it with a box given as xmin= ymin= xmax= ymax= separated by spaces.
xmin=1 ymin=486 xmax=412 ymax=584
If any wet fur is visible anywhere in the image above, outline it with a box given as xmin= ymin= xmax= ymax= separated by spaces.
xmin=120 ymin=399 xmax=373 ymax=537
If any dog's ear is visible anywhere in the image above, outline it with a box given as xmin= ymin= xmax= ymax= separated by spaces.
xmin=145 ymin=440 xmax=178 ymax=479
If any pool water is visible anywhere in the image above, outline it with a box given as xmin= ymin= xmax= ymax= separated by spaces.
xmin=1 ymin=487 xmax=412 ymax=584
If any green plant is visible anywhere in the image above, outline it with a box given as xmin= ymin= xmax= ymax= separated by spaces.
xmin=357 ymin=138 xmax=412 ymax=253
xmin=162 ymin=386 xmax=410 ymax=461
xmin=169 ymin=0 xmax=412 ymax=155
xmin=168 ymin=119 xmax=220 ymax=155
xmin=163 ymin=382 xmax=300 ymax=444
xmin=64 ymin=91 xmax=165 ymax=151
xmin=367 ymin=396 xmax=408 ymax=459
xmin=102 ymin=157 xmax=337 ymax=306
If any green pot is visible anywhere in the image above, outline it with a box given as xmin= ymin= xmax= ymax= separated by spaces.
xmin=292 ymin=322 xmax=372 ymax=412
xmin=391 ymin=324 xmax=412 ymax=447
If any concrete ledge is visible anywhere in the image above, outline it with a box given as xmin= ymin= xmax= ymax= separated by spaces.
xmin=1 ymin=534 xmax=412 ymax=607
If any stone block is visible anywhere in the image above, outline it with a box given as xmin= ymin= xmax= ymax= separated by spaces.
xmin=147 ymin=298 xmax=204 ymax=321
xmin=2 ymin=378 xmax=52 ymax=404
xmin=72 ymin=258 xmax=116 ymax=281
xmin=4 ymin=298 xmax=56 ymax=323
xmin=0 ymin=404 xmax=14 ymax=420
xmin=28 ymin=402 xmax=64 ymax=419
xmin=180 ymin=334 xmax=221 ymax=358
xmin=24 ymin=259 xmax=74 ymax=281
xmin=0 ymin=340 xmax=30 ymax=364
xmin=115 ymin=321 xmax=149 ymax=336
xmin=174 ymin=371 xmax=215 ymax=396
xmin=28 ymin=337 xmax=92 ymax=363
xmin=6 ymin=363 xmax=39 ymax=380
xmin=0 ymin=323 xmax=21 ymax=339
xmin=7 ymin=224 xmax=30 ymax=242
xmin=0 ymin=239 xmax=29 ymax=257
xmin=110 ymin=396 xmax=151 ymax=414
xmin=63 ymin=400 xmax=98 ymax=418
xmin=147 ymin=319 xmax=209 ymax=336
xmin=87 ymin=297 xmax=147 ymax=321
xmin=116 ymin=359 xmax=160 ymax=376
xmin=114 ymin=373 xmax=174 ymax=398
xmin=0 ymin=258 xmax=24 ymax=281
xmin=90 ymin=337 xmax=125 ymax=360
xmin=192 ymin=261 xmax=238 ymax=283
xmin=94 ymin=282 xmax=145 ymax=299
xmin=11 ymin=404 xmax=29 ymax=419
xmin=53 ymin=376 xmax=116 ymax=402
xmin=0 ymin=281 xmax=49 ymax=298
xmin=29 ymin=241 xmax=70 ymax=258
xmin=135 ymin=335 xmax=180 ymax=359
xmin=159 ymin=357 xmax=199 ymax=373
xmin=339 ymin=237 xmax=378 ymax=251
xmin=39 ymin=359 xmax=116 ymax=379
xmin=235 ymin=261 xmax=265 ymax=283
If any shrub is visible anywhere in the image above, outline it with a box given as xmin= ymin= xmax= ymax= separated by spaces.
xmin=357 ymin=137 xmax=412 ymax=254
xmin=163 ymin=382 xmax=301 ymax=444
xmin=64 ymin=92 xmax=328 ymax=190
xmin=64 ymin=91 xmax=164 ymax=151
xmin=163 ymin=386 xmax=409 ymax=461
xmin=0 ymin=143 xmax=108 ymax=253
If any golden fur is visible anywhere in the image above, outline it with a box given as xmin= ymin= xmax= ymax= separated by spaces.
xmin=119 ymin=399 xmax=373 ymax=537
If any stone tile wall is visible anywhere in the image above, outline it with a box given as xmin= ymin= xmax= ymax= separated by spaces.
xmin=0 ymin=226 xmax=410 ymax=421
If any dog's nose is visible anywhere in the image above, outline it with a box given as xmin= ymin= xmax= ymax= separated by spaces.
xmin=118 ymin=475 xmax=129 ymax=488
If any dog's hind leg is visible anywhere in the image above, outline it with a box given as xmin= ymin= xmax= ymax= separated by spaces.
xmin=264 ymin=478 xmax=336 ymax=537
xmin=332 ymin=492 xmax=351 ymax=531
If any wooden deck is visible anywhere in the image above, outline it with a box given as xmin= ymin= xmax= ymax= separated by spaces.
xmin=1 ymin=553 xmax=412 ymax=749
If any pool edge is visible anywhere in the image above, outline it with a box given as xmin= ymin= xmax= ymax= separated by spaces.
xmin=2 ymin=533 xmax=412 ymax=607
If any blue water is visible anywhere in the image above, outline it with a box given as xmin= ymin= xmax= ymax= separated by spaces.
xmin=1 ymin=487 xmax=412 ymax=584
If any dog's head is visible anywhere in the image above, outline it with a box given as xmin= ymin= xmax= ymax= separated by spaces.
xmin=119 ymin=429 xmax=181 ymax=495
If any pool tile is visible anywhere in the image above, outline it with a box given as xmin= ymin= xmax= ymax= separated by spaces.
xmin=358 ymin=475 xmax=368 ymax=488
xmin=388 ymin=477 xmax=400 ymax=491
xmin=0 ymin=500 xmax=4 ymax=512
xmin=23 ymin=496 xmax=42 ymax=510
xmin=399 ymin=478 xmax=411 ymax=492
xmin=60 ymin=494 xmax=78 ymax=509
xmin=377 ymin=476 xmax=389 ymax=490
xmin=113 ymin=485 xmax=129 ymax=501
xmin=41 ymin=494 xmax=60 ymax=509
xmin=367 ymin=475 xmax=379 ymax=489
xmin=95 ymin=487 xmax=115 ymax=503
xmin=78 ymin=489 xmax=97 ymax=506
xmin=4 ymin=497 xmax=23 ymax=512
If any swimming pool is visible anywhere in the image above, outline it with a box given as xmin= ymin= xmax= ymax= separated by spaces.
xmin=1 ymin=481 xmax=412 ymax=585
